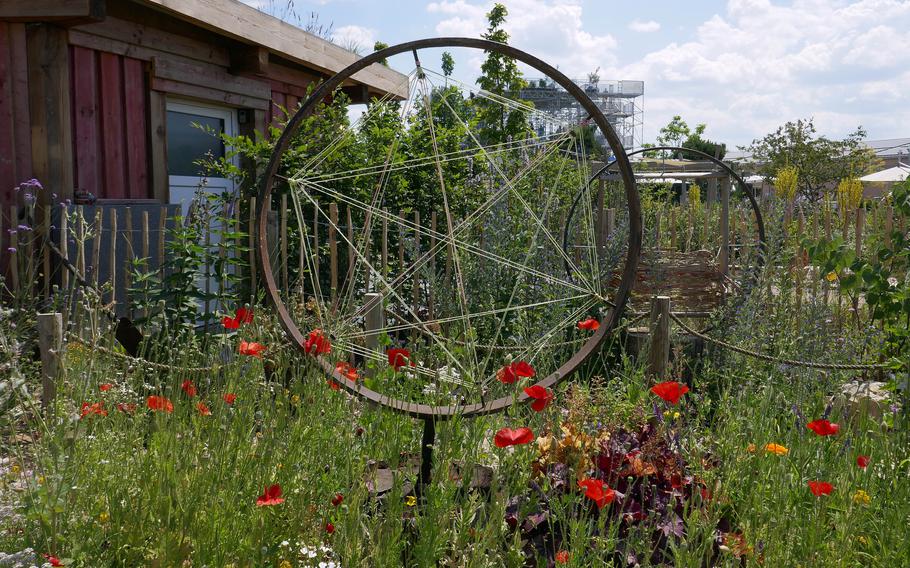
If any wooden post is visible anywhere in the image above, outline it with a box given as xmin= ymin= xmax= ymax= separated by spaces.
xmin=158 ymin=205 xmax=167 ymax=274
xmin=606 ymin=208 xmax=615 ymax=238
xmin=381 ymin=214 xmax=388 ymax=278
xmin=108 ymin=208 xmax=117 ymax=306
xmin=8 ymin=206 xmax=18 ymax=293
xmin=329 ymin=203 xmax=338 ymax=301
xmin=59 ymin=204 xmax=69 ymax=290
xmin=647 ymin=296 xmax=670 ymax=381
xmin=248 ymin=196 xmax=257 ymax=303
xmin=90 ymin=209 xmax=102 ymax=286
xmin=37 ymin=312 xmax=62 ymax=413
xmin=280 ymin=194 xmax=288 ymax=291
xmin=429 ymin=212 xmax=436 ymax=321
xmin=413 ymin=210 xmax=421 ymax=327
xmin=364 ymin=292 xmax=384 ymax=352
xmin=346 ymin=205 xmax=354 ymax=279
xmin=670 ymin=207 xmax=677 ymax=251
xmin=75 ymin=206 xmax=85 ymax=279
xmin=854 ymin=207 xmax=864 ymax=258
xmin=884 ymin=205 xmax=893 ymax=248
xmin=655 ymin=209 xmax=662 ymax=249
xmin=824 ymin=201 xmax=832 ymax=240
xmin=42 ymin=211 xmax=50 ymax=298
xmin=720 ymin=177 xmax=730 ymax=276
xmin=123 ymin=207 xmax=132 ymax=305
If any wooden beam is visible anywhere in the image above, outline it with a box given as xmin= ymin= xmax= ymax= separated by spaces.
xmin=230 ymin=45 xmax=269 ymax=76
xmin=148 ymin=90 xmax=167 ymax=202
xmin=27 ymin=24 xmax=75 ymax=202
xmin=140 ymin=0 xmax=408 ymax=98
xmin=151 ymin=56 xmax=270 ymax=101
xmin=149 ymin=76 xmax=269 ymax=110
xmin=0 ymin=0 xmax=104 ymax=24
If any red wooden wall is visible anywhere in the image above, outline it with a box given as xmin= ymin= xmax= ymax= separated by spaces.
xmin=0 ymin=22 xmax=32 ymax=208
xmin=270 ymin=80 xmax=306 ymax=129
xmin=70 ymin=46 xmax=150 ymax=200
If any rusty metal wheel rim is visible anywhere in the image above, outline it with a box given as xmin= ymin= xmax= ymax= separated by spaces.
xmin=258 ymin=37 xmax=642 ymax=419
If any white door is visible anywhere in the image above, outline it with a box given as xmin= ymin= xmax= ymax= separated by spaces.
xmin=166 ymin=100 xmax=239 ymax=319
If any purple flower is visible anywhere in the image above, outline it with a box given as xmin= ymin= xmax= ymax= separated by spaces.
xmin=6 ymin=229 xmax=16 ymax=235
xmin=6 ymin=247 xmax=16 ymax=253
xmin=17 ymin=225 xmax=31 ymax=232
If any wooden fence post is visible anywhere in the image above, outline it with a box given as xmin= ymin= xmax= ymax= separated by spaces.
xmin=670 ymin=207 xmax=677 ymax=251
xmin=647 ymin=296 xmax=671 ymax=381
xmin=60 ymin=204 xmax=69 ymax=290
xmin=108 ymin=208 xmax=117 ymax=306
xmin=37 ymin=312 xmax=63 ymax=413
xmin=855 ymin=207 xmax=864 ymax=258
xmin=91 ymin=210 xmax=102 ymax=287
xmin=720 ymin=177 xmax=730 ymax=276
xmin=9 ymin=205 xmax=18 ymax=293
xmin=606 ymin=207 xmax=615 ymax=238
xmin=364 ymin=292 xmax=384 ymax=353
xmin=329 ymin=203 xmax=338 ymax=301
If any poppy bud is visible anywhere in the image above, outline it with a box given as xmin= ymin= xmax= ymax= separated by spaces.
xmin=331 ymin=493 xmax=343 ymax=507
xmin=325 ymin=522 xmax=335 ymax=534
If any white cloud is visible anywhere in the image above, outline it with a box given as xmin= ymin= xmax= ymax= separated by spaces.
xmin=332 ymin=25 xmax=377 ymax=54
xmin=611 ymin=0 xmax=910 ymax=145
xmin=628 ymin=19 xmax=661 ymax=33
xmin=427 ymin=0 xmax=617 ymax=79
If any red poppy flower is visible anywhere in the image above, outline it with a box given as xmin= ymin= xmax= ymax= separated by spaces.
xmin=42 ymin=554 xmax=63 ymax=567
xmin=808 ymin=481 xmax=833 ymax=496
xmin=146 ymin=395 xmax=173 ymax=413
xmin=80 ymin=402 xmax=107 ymax=419
xmin=222 ymin=315 xmax=240 ymax=330
xmin=650 ymin=381 xmax=689 ymax=405
xmin=256 ymin=484 xmax=284 ymax=506
xmin=181 ymin=380 xmax=197 ymax=398
xmin=577 ymin=318 xmax=600 ymax=331
xmin=196 ymin=402 xmax=211 ymax=416
xmin=493 ymin=427 xmax=534 ymax=448
xmin=807 ymin=419 xmax=839 ymax=436
xmin=523 ymin=385 xmax=554 ymax=412
xmin=328 ymin=380 xmax=341 ymax=391
xmin=577 ymin=478 xmax=616 ymax=509
xmin=555 ymin=550 xmax=570 ymax=564
xmin=331 ymin=493 xmax=344 ymax=507
xmin=497 ymin=361 xmax=536 ymax=384
xmin=304 ymin=329 xmax=331 ymax=355
xmin=856 ymin=455 xmax=870 ymax=469
xmin=236 ymin=307 xmax=254 ymax=324
xmin=223 ymin=393 xmax=236 ymax=405
xmin=239 ymin=340 xmax=266 ymax=358
xmin=116 ymin=402 xmax=137 ymax=414
xmin=99 ymin=383 xmax=112 ymax=392
xmin=387 ymin=348 xmax=414 ymax=371
xmin=335 ymin=361 xmax=359 ymax=381
xmin=325 ymin=522 xmax=335 ymax=534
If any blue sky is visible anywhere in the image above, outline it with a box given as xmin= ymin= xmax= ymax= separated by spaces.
xmin=245 ymin=0 xmax=910 ymax=148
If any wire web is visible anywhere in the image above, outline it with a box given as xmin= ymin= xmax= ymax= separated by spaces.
xmin=267 ymin=55 xmax=630 ymax=408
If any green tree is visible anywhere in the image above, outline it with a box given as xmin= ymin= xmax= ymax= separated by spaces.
xmin=441 ymin=51 xmax=455 ymax=78
xmin=746 ymin=118 xmax=878 ymax=202
xmin=373 ymin=41 xmax=389 ymax=66
xmin=656 ymin=115 xmax=692 ymax=147
xmin=474 ymin=3 xmax=531 ymax=145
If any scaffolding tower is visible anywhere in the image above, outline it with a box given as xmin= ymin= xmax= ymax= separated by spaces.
xmin=519 ymin=78 xmax=644 ymax=152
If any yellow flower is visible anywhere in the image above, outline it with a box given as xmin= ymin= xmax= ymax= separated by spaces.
xmin=99 ymin=511 xmax=110 ymax=523
xmin=291 ymin=394 xmax=300 ymax=406
xmin=826 ymin=271 xmax=838 ymax=282
xmin=672 ymin=412 xmax=681 ymax=420
xmin=405 ymin=495 xmax=417 ymax=507
xmin=278 ymin=561 xmax=292 ymax=568
xmin=37 ymin=476 xmax=45 ymax=485
xmin=852 ymin=489 xmax=871 ymax=505
xmin=10 ymin=464 xmax=20 ymax=475
xmin=856 ymin=535 xmax=869 ymax=546
xmin=764 ymin=443 xmax=789 ymax=456
xmin=663 ymin=410 xmax=671 ymax=418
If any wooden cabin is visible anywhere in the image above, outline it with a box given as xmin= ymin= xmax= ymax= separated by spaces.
xmin=0 ymin=0 xmax=408 ymax=210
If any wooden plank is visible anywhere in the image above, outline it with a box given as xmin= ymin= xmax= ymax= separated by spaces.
xmin=99 ymin=51 xmax=127 ymax=199
xmin=27 ymin=24 xmax=74 ymax=202
xmin=0 ymin=22 xmax=33 ymax=206
xmin=140 ymin=0 xmax=409 ymax=99
xmin=108 ymin=208 xmax=117 ymax=305
xmin=122 ymin=57 xmax=149 ymax=199
xmin=149 ymin=76 xmax=270 ymax=110
xmin=70 ymin=16 xmax=229 ymax=67
xmin=36 ymin=313 xmax=63 ymax=415
xmin=230 ymin=45 xmax=268 ymax=76
xmin=71 ymin=45 xmax=101 ymax=197
xmin=152 ymin=56 xmax=270 ymax=100
xmin=329 ymin=203 xmax=338 ymax=301
xmin=0 ymin=23 xmax=15 ymax=205
xmin=280 ymin=193 xmax=288 ymax=290
xmin=148 ymin=90 xmax=168 ymax=202
xmin=0 ymin=0 xmax=104 ymax=22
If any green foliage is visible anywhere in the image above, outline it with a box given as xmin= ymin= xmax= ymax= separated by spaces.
xmin=441 ymin=51 xmax=454 ymax=77
xmin=747 ymin=118 xmax=879 ymax=202
xmin=474 ymin=3 xmax=532 ymax=145
xmin=373 ymin=41 xmax=389 ymax=66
